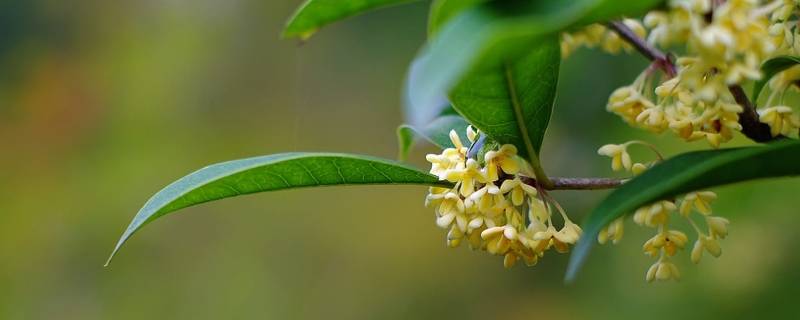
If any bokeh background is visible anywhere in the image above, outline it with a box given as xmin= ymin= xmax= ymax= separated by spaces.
xmin=2 ymin=1 xmax=799 ymax=319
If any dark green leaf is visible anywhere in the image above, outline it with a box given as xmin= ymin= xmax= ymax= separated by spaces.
xmin=397 ymin=114 xmax=470 ymax=161
xmin=449 ymin=38 xmax=560 ymax=160
xmin=283 ymin=0 xmax=419 ymax=40
xmin=753 ymin=55 xmax=800 ymax=102
xmin=408 ymin=0 xmax=663 ymax=111
xmin=566 ymin=139 xmax=800 ymax=282
xmin=107 ymin=153 xmax=450 ymax=265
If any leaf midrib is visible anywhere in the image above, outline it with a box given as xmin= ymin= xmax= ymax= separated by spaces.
xmin=504 ymin=62 xmax=538 ymax=161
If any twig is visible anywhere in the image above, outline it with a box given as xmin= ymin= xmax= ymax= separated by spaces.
xmin=607 ymin=21 xmax=676 ymax=77
xmin=607 ymin=20 xmax=780 ymax=142
xmin=520 ymin=176 xmax=625 ymax=191
xmin=728 ymin=85 xmax=780 ymax=142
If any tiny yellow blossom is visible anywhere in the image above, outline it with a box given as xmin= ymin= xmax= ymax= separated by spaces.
xmin=466 ymin=125 xmax=479 ymax=143
xmin=484 ymin=144 xmax=521 ymax=180
xmin=706 ymin=216 xmax=730 ymax=239
xmin=598 ymin=217 xmax=625 ymax=245
xmin=633 ymin=200 xmax=676 ymax=227
xmin=680 ymin=191 xmax=717 ymax=216
xmin=646 ymin=259 xmax=681 ymax=282
xmin=500 ymin=177 xmax=537 ymax=206
xmin=445 ymin=158 xmax=488 ymax=197
xmin=632 ymin=162 xmax=649 ymax=175
xmin=597 ymin=143 xmax=633 ymax=171
xmin=758 ymin=106 xmax=800 ymax=137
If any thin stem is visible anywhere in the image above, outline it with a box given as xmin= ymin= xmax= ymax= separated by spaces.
xmin=520 ymin=176 xmax=626 ymax=191
xmin=607 ymin=21 xmax=676 ymax=77
xmin=608 ymin=20 xmax=781 ymax=143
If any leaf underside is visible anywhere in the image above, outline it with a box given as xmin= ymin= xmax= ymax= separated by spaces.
xmin=107 ymin=153 xmax=450 ymax=265
xmin=397 ymin=114 xmax=470 ymax=161
xmin=407 ymin=0 xmax=663 ymax=115
xmin=566 ymin=139 xmax=800 ymax=282
xmin=283 ymin=0 xmax=420 ymax=39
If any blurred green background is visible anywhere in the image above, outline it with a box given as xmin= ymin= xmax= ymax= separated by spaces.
xmin=2 ymin=1 xmax=799 ymax=319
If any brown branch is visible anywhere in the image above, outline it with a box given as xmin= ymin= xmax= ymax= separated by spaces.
xmin=728 ymin=85 xmax=780 ymax=142
xmin=607 ymin=20 xmax=780 ymax=143
xmin=520 ymin=176 xmax=625 ymax=191
xmin=607 ymin=21 xmax=676 ymax=77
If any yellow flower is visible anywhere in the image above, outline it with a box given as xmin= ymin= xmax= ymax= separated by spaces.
xmin=691 ymin=235 xmax=722 ymax=263
xmin=435 ymin=192 xmax=468 ymax=232
xmin=632 ymin=162 xmax=649 ymax=175
xmin=679 ymin=191 xmax=717 ymax=216
xmin=706 ymin=216 xmax=730 ymax=239
xmin=499 ymin=177 xmax=537 ymax=206
xmin=598 ymin=217 xmax=625 ymax=245
xmin=646 ymin=259 xmax=681 ymax=282
xmin=534 ymin=221 xmax=582 ymax=254
xmin=527 ymin=197 xmax=551 ymax=223
xmin=607 ymin=86 xmax=654 ymax=124
xmin=465 ymin=183 xmax=501 ymax=209
xmin=466 ymin=125 xmax=479 ymax=143
xmin=445 ymin=159 xmax=487 ymax=197
xmin=484 ymin=144 xmax=521 ymax=180
xmin=424 ymin=187 xmax=449 ymax=208
xmin=643 ymin=230 xmax=688 ymax=257
xmin=633 ymin=200 xmax=676 ymax=227
xmin=597 ymin=143 xmax=632 ymax=171
xmin=481 ymin=225 xmax=518 ymax=255
xmin=758 ymin=106 xmax=800 ymax=137
xmin=446 ymin=225 xmax=464 ymax=248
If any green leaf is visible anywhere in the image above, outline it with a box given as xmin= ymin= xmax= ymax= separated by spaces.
xmin=283 ymin=0 xmax=419 ymax=40
xmin=397 ymin=114 xmax=470 ymax=161
xmin=752 ymin=55 xmax=800 ymax=102
xmin=107 ymin=153 xmax=450 ymax=265
xmin=408 ymin=0 xmax=663 ymax=111
xmin=566 ymin=139 xmax=800 ymax=282
xmin=427 ymin=0 xmax=485 ymax=36
xmin=449 ymin=37 xmax=560 ymax=160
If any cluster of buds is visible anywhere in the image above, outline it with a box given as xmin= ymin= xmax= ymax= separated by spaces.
xmin=564 ymin=0 xmax=800 ymax=146
xmin=560 ymin=19 xmax=647 ymax=58
xmin=597 ymin=142 xmax=731 ymax=282
xmin=425 ymin=128 xmax=582 ymax=268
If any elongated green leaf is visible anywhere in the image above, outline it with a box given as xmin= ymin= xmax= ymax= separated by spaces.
xmin=107 ymin=153 xmax=450 ymax=264
xmin=753 ymin=55 xmax=800 ymax=101
xmin=566 ymin=139 xmax=800 ymax=282
xmin=449 ymin=38 xmax=560 ymax=160
xmin=397 ymin=114 xmax=470 ymax=160
xmin=408 ymin=0 xmax=662 ymax=111
xmin=283 ymin=0 xmax=419 ymax=39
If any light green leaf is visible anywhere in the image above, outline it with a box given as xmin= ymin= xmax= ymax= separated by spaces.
xmin=397 ymin=114 xmax=470 ymax=161
xmin=427 ymin=0 xmax=485 ymax=36
xmin=283 ymin=0 xmax=420 ymax=40
xmin=107 ymin=153 xmax=450 ymax=265
xmin=566 ymin=139 xmax=800 ymax=282
xmin=752 ymin=55 xmax=800 ymax=102
xmin=408 ymin=0 xmax=663 ymax=111
xmin=449 ymin=37 xmax=560 ymax=160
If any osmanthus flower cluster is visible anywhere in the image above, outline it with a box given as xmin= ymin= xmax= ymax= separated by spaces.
xmin=109 ymin=0 xmax=800 ymax=289
xmin=564 ymin=0 xmax=800 ymax=146
xmin=425 ymin=128 xmax=582 ymax=268
xmin=598 ymin=142 xmax=730 ymax=282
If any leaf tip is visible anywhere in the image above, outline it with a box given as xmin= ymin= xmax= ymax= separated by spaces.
xmin=564 ymin=237 xmax=594 ymax=284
